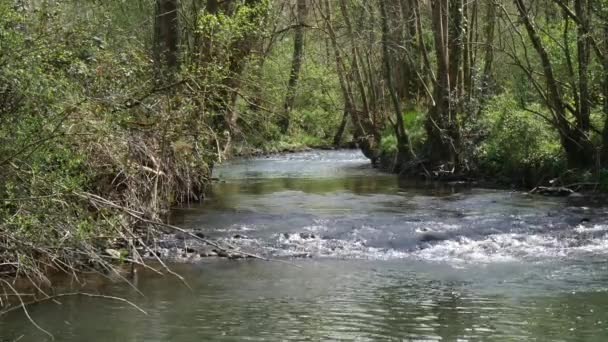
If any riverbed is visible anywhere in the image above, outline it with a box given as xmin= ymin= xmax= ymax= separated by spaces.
xmin=2 ymin=150 xmax=608 ymax=341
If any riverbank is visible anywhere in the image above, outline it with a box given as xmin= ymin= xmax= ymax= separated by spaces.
xmin=376 ymin=148 xmax=608 ymax=194
xmin=235 ymin=142 xmax=605 ymax=196
xmin=6 ymin=149 xmax=608 ymax=341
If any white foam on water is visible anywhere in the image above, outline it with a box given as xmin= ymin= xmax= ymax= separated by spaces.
xmin=415 ymin=223 xmax=462 ymax=234
xmin=213 ymin=224 xmax=258 ymax=232
xmin=411 ymin=225 xmax=608 ymax=264
xmin=162 ymin=220 xmax=608 ymax=265
xmin=412 ymin=236 xmax=522 ymax=264
xmin=574 ymin=224 xmax=608 ymax=233
xmin=262 ymin=232 xmax=409 ymax=260
xmin=213 ymin=222 xmax=608 ymax=264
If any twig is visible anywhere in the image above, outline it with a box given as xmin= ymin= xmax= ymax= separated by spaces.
xmin=142 ymin=219 xmax=303 ymax=268
xmin=0 ymin=292 xmax=148 ymax=317
xmin=76 ymin=191 xmax=302 ymax=268
xmin=0 ymin=279 xmax=54 ymax=340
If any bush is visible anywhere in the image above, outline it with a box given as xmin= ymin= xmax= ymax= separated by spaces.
xmin=0 ymin=1 xmax=217 ymax=287
xmin=477 ymin=93 xmax=566 ymax=186
xmin=380 ymin=109 xmax=426 ymax=155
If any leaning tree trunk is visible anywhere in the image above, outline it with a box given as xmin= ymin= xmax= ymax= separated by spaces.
xmin=321 ymin=0 xmax=379 ymax=163
xmin=333 ymin=109 xmax=349 ymax=147
xmin=514 ymin=0 xmax=594 ymax=168
xmin=280 ymin=0 xmax=307 ymax=133
xmin=154 ymin=0 xmax=180 ymax=80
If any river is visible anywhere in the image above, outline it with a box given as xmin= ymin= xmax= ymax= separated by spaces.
xmin=2 ymin=150 xmax=608 ymax=341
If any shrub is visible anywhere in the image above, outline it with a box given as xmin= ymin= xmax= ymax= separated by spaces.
xmin=477 ymin=93 xmax=566 ymax=185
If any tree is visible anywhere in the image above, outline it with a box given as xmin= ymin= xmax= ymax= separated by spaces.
xmin=426 ymin=0 xmax=463 ymax=168
xmin=379 ymin=0 xmax=415 ymax=163
xmin=512 ymin=0 xmax=595 ymax=168
xmin=154 ymin=0 xmax=180 ymax=79
xmin=318 ymin=0 xmax=381 ymax=163
xmin=280 ymin=0 xmax=307 ymax=133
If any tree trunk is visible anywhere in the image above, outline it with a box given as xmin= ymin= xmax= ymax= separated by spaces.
xmin=448 ymin=0 xmax=464 ymax=101
xmin=601 ymin=16 xmax=608 ymax=166
xmin=202 ymin=0 xmax=266 ymax=153
xmin=379 ymin=0 xmax=415 ymax=162
xmin=280 ymin=0 xmax=307 ymax=133
xmin=575 ymin=0 xmax=591 ymax=134
xmin=333 ymin=109 xmax=349 ymax=147
xmin=321 ymin=0 xmax=379 ymax=163
xmin=514 ymin=0 xmax=594 ymax=168
xmin=339 ymin=0 xmax=371 ymax=119
xmin=393 ymin=0 xmax=418 ymax=103
xmin=154 ymin=0 xmax=180 ymax=80
xmin=412 ymin=0 xmax=436 ymax=99
xmin=426 ymin=0 xmax=460 ymax=167
xmin=481 ymin=1 xmax=496 ymax=96
xmin=463 ymin=0 xmax=477 ymax=99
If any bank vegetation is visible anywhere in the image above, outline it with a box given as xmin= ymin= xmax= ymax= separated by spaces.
xmin=2 ymin=0 xmax=608 ymax=323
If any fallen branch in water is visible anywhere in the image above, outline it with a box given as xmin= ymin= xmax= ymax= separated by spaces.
xmin=0 ymin=289 xmax=147 ymax=340
xmin=141 ymin=214 xmax=303 ymax=268
xmin=0 ymin=279 xmax=54 ymax=340
xmin=529 ymin=186 xmax=575 ymax=196
xmin=76 ymin=191 xmax=302 ymax=268
xmin=0 ymin=292 xmax=148 ymax=317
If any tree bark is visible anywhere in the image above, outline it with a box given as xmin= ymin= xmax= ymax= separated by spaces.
xmin=448 ymin=0 xmax=464 ymax=101
xmin=574 ymin=0 xmax=591 ymax=134
xmin=463 ymin=0 xmax=477 ymax=99
xmin=333 ymin=108 xmax=349 ymax=147
xmin=601 ymin=14 xmax=608 ymax=166
xmin=320 ymin=0 xmax=379 ymax=163
xmin=280 ymin=0 xmax=307 ymax=133
xmin=426 ymin=0 xmax=460 ymax=167
xmin=379 ymin=0 xmax=415 ymax=161
xmin=481 ymin=1 xmax=496 ymax=96
xmin=339 ymin=0 xmax=371 ymax=119
xmin=154 ymin=0 xmax=180 ymax=80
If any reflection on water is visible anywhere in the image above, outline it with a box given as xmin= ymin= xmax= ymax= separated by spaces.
xmin=2 ymin=261 xmax=608 ymax=341
xmin=172 ymin=151 xmax=608 ymax=263
xmin=2 ymin=150 xmax=608 ymax=341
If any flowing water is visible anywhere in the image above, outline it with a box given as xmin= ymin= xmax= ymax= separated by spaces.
xmin=3 ymin=150 xmax=608 ymax=341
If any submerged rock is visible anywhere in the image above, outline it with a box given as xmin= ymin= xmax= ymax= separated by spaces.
xmin=418 ymin=231 xmax=450 ymax=243
xmin=299 ymin=232 xmax=316 ymax=239
xmin=565 ymin=216 xmax=591 ymax=226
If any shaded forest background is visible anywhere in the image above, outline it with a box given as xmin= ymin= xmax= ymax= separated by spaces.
xmin=1 ymin=0 xmax=608 ymax=296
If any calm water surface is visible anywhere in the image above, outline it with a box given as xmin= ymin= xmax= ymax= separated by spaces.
xmin=2 ymin=150 xmax=608 ymax=341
